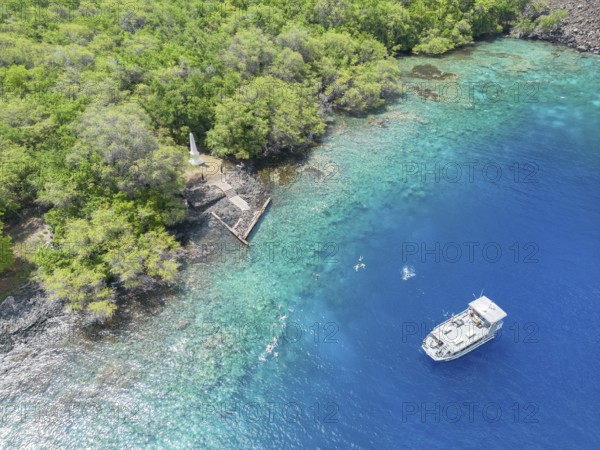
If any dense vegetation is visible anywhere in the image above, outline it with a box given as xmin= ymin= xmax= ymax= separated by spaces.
xmin=0 ymin=0 xmax=529 ymax=319
xmin=513 ymin=1 xmax=569 ymax=35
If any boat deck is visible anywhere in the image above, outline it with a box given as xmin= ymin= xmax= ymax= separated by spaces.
xmin=429 ymin=309 xmax=490 ymax=354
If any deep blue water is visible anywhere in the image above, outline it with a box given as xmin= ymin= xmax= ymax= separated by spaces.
xmin=1 ymin=40 xmax=599 ymax=449
xmin=226 ymin=41 xmax=600 ymax=449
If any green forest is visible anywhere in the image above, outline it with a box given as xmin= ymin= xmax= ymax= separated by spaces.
xmin=0 ymin=0 xmax=532 ymax=320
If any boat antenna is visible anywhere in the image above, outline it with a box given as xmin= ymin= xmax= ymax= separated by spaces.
xmin=479 ymin=288 xmax=484 ymax=299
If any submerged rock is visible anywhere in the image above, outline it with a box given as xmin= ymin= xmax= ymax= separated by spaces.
xmin=410 ymin=64 xmax=456 ymax=80
xmin=411 ymin=86 xmax=442 ymax=101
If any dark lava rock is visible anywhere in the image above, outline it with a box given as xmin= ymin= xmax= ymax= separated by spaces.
xmin=518 ymin=0 xmax=600 ymax=55
xmin=0 ymin=284 xmax=71 ymax=354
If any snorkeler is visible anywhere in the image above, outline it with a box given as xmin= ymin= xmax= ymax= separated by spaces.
xmin=354 ymin=258 xmax=366 ymax=271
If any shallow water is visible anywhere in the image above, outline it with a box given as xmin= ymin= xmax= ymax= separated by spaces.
xmin=1 ymin=39 xmax=599 ymax=448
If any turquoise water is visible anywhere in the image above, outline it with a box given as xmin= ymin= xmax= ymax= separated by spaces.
xmin=1 ymin=39 xmax=599 ymax=448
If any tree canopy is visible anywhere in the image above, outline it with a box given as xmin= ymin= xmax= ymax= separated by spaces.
xmin=0 ymin=0 xmax=529 ymax=317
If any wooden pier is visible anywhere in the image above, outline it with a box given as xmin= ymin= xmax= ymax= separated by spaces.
xmin=242 ymin=198 xmax=272 ymax=240
xmin=211 ymin=212 xmax=249 ymax=246
xmin=211 ymin=197 xmax=271 ymax=246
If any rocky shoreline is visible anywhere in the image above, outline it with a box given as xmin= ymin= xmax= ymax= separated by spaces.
xmin=0 ymin=162 xmax=273 ymax=354
xmin=519 ymin=0 xmax=600 ymax=55
xmin=0 ymin=284 xmax=68 ymax=354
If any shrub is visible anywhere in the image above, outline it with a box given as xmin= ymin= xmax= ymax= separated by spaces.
xmin=538 ymin=9 xmax=568 ymax=33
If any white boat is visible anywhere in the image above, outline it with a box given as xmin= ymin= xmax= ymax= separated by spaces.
xmin=422 ymin=296 xmax=507 ymax=361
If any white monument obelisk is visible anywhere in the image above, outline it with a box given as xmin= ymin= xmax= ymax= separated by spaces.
xmin=189 ymin=132 xmax=204 ymax=166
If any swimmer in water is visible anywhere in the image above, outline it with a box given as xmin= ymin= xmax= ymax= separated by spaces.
xmin=354 ymin=256 xmax=366 ymax=271
xmin=354 ymin=262 xmax=366 ymax=271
